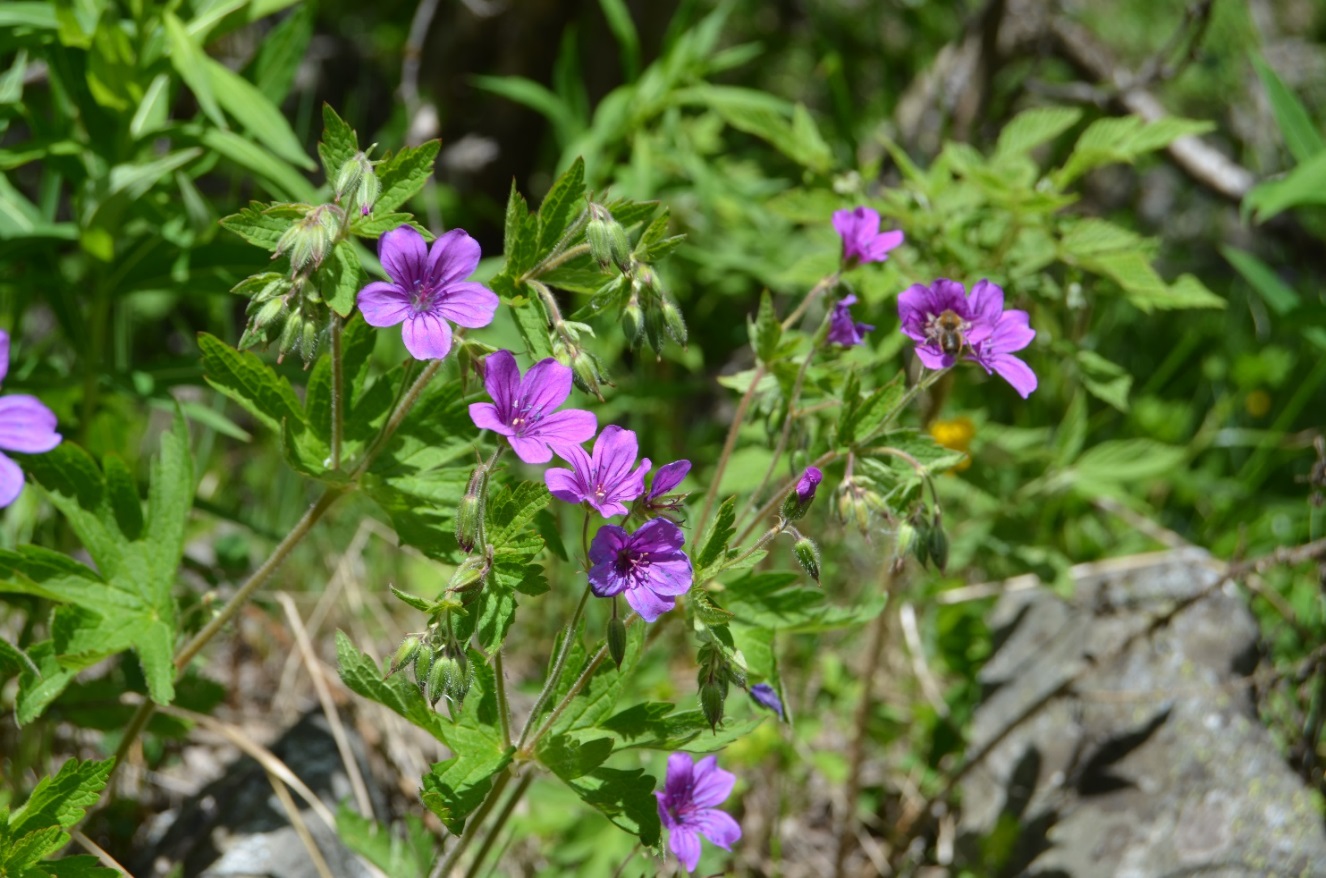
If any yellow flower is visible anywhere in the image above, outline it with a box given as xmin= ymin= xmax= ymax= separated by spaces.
xmin=929 ymin=416 xmax=974 ymax=472
xmin=1244 ymin=390 xmax=1271 ymax=418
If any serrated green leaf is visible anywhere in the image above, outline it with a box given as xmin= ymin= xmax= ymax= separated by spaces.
xmin=375 ymin=141 xmax=441 ymax=214
xmin=724 ymin=572 xmax=887 ymax=633
xmin=9 ymin=757 xmax=114 ymax=840
xmin=1058 ymin=217 xmax=1148 ymax=258
xmin=509 ymin=296 xmax=555 ymax=361
xmin=695 ymin=497 xmax=737 ymax=578
xmin=537 ymin=156 xmax=585 ymax=253
xmin=389 ymin=586 xmax=435 ymax=613
xmin=317 ymin=240 xmax=362 ymax=317
xmin=7 ymin=824 xmax=67 ymax=869
xmin=749 ymin=290 xmax=781 ymax=364
xmin=868 ymin=429 xmax=968 ymax=475
xmin=676 ymin=85 xmax=833 ymax=172
xmin=565 ymin=767 xmax=661 ymax=847
xmin=422 ymin=744 xmax=513 ymax=835
xmin=1055 ymin=115 xmax=1214 ymax=186
xmin=538 ymin=733 xmax=613 ymax=782
xmin=993 ymin=106 xmax=1083 ymax=164
xmin=44 ymin=854 xmax=121 ymax=877
xmin=13 ymin=641 xmax=77 ymax=726
xmin=690 ymin=588 xmax=734 ymax=625
xmin=1068 ymin=438 xmax=1186 ymax=499
xmin=550 ymin=623 xmax=644 ymax=737
xmin=841 ymin=373 xmax=905 ymax=445
xmin=218 ymin=201 xmax=303 ymax=251
xmin=199 ymin=332 xmax=304 ymax=433
xmin=318 ymin=104 xmax=359 ymax=182
xmin=101 ymin=454 xmax=143 ymax=542
xmin=352 ymin=212 xmax=428 ymax=239
xmin=501 ymin=181 xmax=540 ymax=278
xmin=1082 ymin=251 xmax=1225 ymax=311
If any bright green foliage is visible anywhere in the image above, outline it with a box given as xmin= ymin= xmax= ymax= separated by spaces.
xmin=336 ymin=809 xmax=436 ymax=878
xmin=1 ymin=414 xmax=193 ymax=714
xmin=0 ymin=758 xmax=117 ymax=878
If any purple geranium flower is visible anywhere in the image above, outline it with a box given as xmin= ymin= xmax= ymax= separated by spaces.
xmin=468 ymin=350 xmax=597 ymax=464
xmin=656 ymin=752 xmax=742 ymax=873
xmin=833 ymin=206 xmax=904 ymax=268
xmin=748 ymin=683 xmax=785 ymax=720
xmin=0 ymin=330 xmax=62 ymax=508
xmin=356 ymin=226 xmax=499 ymax=360
xmin=796 ymin=467 xmax=822 ymax=504
xmin=897 ymin=278 xmax=1036 ymax=396
xmin=647 ymin=459 xmax=691 ymax=501
xmin=588 ymin=518 xmax=692 ymax=622
xmin=826 ymin=294 xmax=874 ymax=346
xmin=545 ymin=425 xmax=651 ymax=518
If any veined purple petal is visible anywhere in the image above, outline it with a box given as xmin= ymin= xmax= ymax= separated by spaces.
xmin=689 ymin=756 xmax=737 ymax=808
xmin=983 ymin=309 xmax=1035 ymax=353
xmin=668 ymin=826 xmax=702 ymax=872
xmin=649 ymin=460 xmax=691 ymax=499
xmin=625 ymin=586 xmax=674 ymax=622
xmin=967 ymin=279 xmax=1005 ymax=328
xmin=0 ymin=452 xmax=23 ymax=507
xmin=435 ymin=282 xmax=499 ymax=329
xmin=534 ymin=409 xmax=597 ymax=447
xmin=468 ymin=402 xmax=513 ymax=437
xmin=658 ymin=752 xmax=741 ymax=872
xmin=592 ymin=425 xmax=640 ymax=485
xmin=989 ymin=354 xmax=1038 ymax=398
xmin=690 ymin=808 xmax=741 ymax=850
xmin=0 ymin=396 xmax=61 ymax=453
xmin=482 ymin=350 xmax=521 ymax=417
xmin=378 ymin=226 xmax=428 ymax=289
xmin=520 ymin=357 xmax=574 ymax=415
xmin=401 ymin=311 xmax=453 ymax=360
xmin=508 ymin=435 xmax=554 ymax=464
xmin=426 ymin=228 xmax=482 ymax=286
xmin=545 ymin=463 xmax=587 ymax=505
xmin=356 ymin=281 xmax=411 ymax=327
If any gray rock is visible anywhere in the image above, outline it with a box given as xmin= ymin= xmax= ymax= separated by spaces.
xmin=958 ymin=548 xmax=1326 ymax=877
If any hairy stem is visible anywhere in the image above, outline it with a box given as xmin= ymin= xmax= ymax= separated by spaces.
xmin=697 ymin=363 xmax=766 ymax=535
xmin=516 ymin=584 xmax=594 ymax=750
xmin=429 ymin=769 xmax=513 ymax=878
xmin=521 ymin=242 xmax=593 ymax=284
xmin=464 ymin=772 xmax=533 ymax=878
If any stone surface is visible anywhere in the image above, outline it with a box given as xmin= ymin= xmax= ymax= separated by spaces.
xmin=958 ymin=548 xmax=1326 ymax=877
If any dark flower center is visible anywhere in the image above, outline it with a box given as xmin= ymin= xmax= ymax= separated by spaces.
xmin=507 ymin=397 xmax=546 ymax=433
xmin=613 ymin=547 xmax=650 ymax=578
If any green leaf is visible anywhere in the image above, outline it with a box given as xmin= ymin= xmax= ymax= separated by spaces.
xmin=317 ymin=241 xmax=362 ymax=318
xmin=598 ymin=703 xmax=761 ymax=752
xmin=375 ymin=141 xmax=442 ymax=214
xmin=509 ymin=296 xmax=555 ymax=361
xmin=205 ymin=56 xmax=316 ymax=170
xmin=724 ymin=572 xmax=887 ymax=633
xmin=9 ymin=757 xmax=114 ymax=841
xmin=199 ymin=127 xmax=317 ymax=201
xmin=993 ymin=106 xmax=1083 ymax=164
xmin=537 ymin=733 xmax=613 ymax=782
xmin=335 ymin=631 xmax=453 ymax=743
xmin=472 ymin=75 xmax=582 ymax=147
xmin=565 ymin=767 xmax=661 ymax=847
xmin=0 ymin=4 xmax=58 ymax=29
xmin=335 ymin=809 xmax=434 ymax=878
xmin=1081 ymin=251 xmax=1225 ymax=311
xmin=101 ymin=454 xmax=143 ymax=542
xmin=1066 ymin=439 xmax=1186 ymax=500
xmin=501 ymin=181 xmax=540 ymax=278
xmin=675 ymin=85 xmax=833 ymax=172
xmin=597 ymin=0 xmax=641 ymax=79
xmin=865 ymin=430 xmax=967 ymax=478
xmin=840 ymin=373 xmax=905 ymax=446
xmin=1221 ymin=246 xmax=1299 ymax=316
xmin=250 ymin=3 xmax=313 ymax=104
xmin=1076 ymin=350 xmax=1132 ymax=412
xmin=44 ymin=854 xmax=131 ymax=877
xmin=537 ymin=156 xmax=586 ymax=253
xmin=11 ymin=641 xmax=77 ymax=726
xmin=695 ymin=497 xmax=737 ymax=579
xmin=6 ymin=825 xmax=67 ymax=870
xmin=550 ymin=623 xmax=644 ymax=737
xmin=1244 ymin=150 xmax=1326 ymax=223
xmin=198 ymin=332 xmax=304 ymax=434
xmin=749 ymin=290 xmax=781 ymax=364
xmin=164 ymin=12 xmax=224 ymax=128
xmin=352 ymin=212 xmax=428 ymax=239
xmin=218 ymin=201 xmax=301 ymax=251
xmin=1054 ymin=116 xmax=1214 ymax=186
xmin=318 ymin=104 xmax=359 ymax=181
xmin=1252 ymin=57 xmax=1324 ymax=164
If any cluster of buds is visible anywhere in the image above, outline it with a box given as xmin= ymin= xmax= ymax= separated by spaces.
xmin=536 ymin=280 xmax=611 ymax=400
xmin=584 ymin=201 xmax=686 ymax=356
xmin=909 ymin=507 xmax=949 ymax=573
xmin=696 ymin=642 xmax=747 ymax=732
xmin=833 ymin=474 xmax=890 ymax=537
xmin=236 ymin=273 xmax=325 ymax=365
xmin=389 ymin=623 xmax=472 ymax=713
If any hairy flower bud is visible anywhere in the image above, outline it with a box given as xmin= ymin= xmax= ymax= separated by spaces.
xmin=607 ymin=616 xmax=627 ymax=669
xmin=275 ymin=205 xmax=339 ymax=273
xmin=781 ymin=467 xmax=823 ymax=522
xmin=389 ymin=636 xmax=422 ymax=676
xmin=659 ymin=292 xmax=687 ymax=348
xmin=448 ymin=554 xmax=489 ymax=593
xmin=455 ymin=467 xmax=488 ymax=553
xmin=585 ymin=202 xmax=630 ymax=272
xmin=700 ymin=681 xmax=726 ymax=732
xmin=793 ymin=536 xmax=821 ymax=584
xmin=426 ymin=653 xmax=466 ymax=706
xmin=620 ymin=298 xmax=645 ymax=348
xmin=570 ymin=349 xmax=607 ymax=401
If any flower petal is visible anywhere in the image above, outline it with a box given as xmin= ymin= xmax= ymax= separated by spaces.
xmin=588 ymin=558 xmax=627 ymax=597
xmin=668 ymin=825 xmax=702 ymax=873
xmin=664 ymin=753 xmax=695 ymax=801
xmin=520 ymin=357 xmax=574 ymax=414
xmin=533 ymin=409 xmax=598 ymax=448
xmin=482 ymin=349 xmax=520 ymax=419
xmin=436 ymin=282 xmax=499 ymax=329
xmin=689 ymin=756 xmax=737 ymax=808
xmin=427 ymin=228 xmax=482 ymax=286
xmin=0 ymin=396 xmax=61 ymax=453
xmin=643 ymin=555 xmax=692 ymax=597
xmin=592 ymin=426 xmax=640 ymax=484
xmin=508 ymin=435 xmax=553 ymax=464
xmin=401 ymin=311 xmax=453 ymax=360
xmin=468 ymin=402 xmax=512 ymax=437
xmin=378 ymin=226 xmax=428 ymax=289
xmin=985 ymin=309 xmax=1035 ymax=354
xmin=967 ymin=278 xmax=1005 ymax=329
xmin=914 ymin=345 xmax=952 ymax=371
xmin=649 ymin=460 xmax=691 ymax=499
xmin=545 ymin=466 xmax=586 ymax=505
xmin=691 ymin=807 xmax=742 ymax=850
xmin=0 ymin=452 xmax=24 ymax=507
xmin=625 ymin=584 xmax=675 ymax=622
xmin=989 ymin=353 xmax=1038 ymax=398
xmin=356 ymin=282 xmax=411 ymax=327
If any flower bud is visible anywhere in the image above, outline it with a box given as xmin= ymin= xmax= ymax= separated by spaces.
xmin=455 ymin=467 xmax=488 ymax=553
xmin=928 ymin=518 xmax=949 ymax=573
xmin=275 ymin=206 xmax=339 ymax=273
xmin=389 ymin=636 xmax=422 ymax=676
xmin=426 ymin=653 xmax=465 ymax=706
xmin=700 ymin=681 xmax=725 ymax=732
xmin=620 ymin=298 xmax=644 ymax=348
xmin=299 ymin=319 xmax=320 ymax=365
xmin=659 ymin=292 xmax=687 ymax=348
xmin=781 ymin=467 xmax=823 ymax=522
xmin=277 ymin=311 xmax=304 ymax=359
xmin=748 ymin=683 xmax=785 ymax=720
xmin=607 ymin=616 xmax=627 ymax=669
xmin=643 ymin=306 xmax=667 ymax=356
xmin=448 ymin=555 xmax=489 ymax=593
xmin=793 ymin=536 xmax=821 ymax=584
xmin=570 ymin=349 xmax=607 ymax=401
xmin=250 ymin=297 xmax=287 ymax=333
xmin=585 ymin=202 xmax=631 ymax=272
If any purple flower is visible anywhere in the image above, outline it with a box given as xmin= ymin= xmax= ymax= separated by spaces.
xmin=0 ymin=330 xmax=62 ymax=508
xmin=656 ymin=752 xmax=742 ymax=872
xmin=897 ymin=278 xmax=1036 ymax=396
xmin=833 ymin=207 xmax=904 ymax=268
xmin=545 ymin=425 xmax=651 ymax=518
xmin=826 ymin=294 xmax=874 ymax=346
xmin=748 ymin=683 xmax=784 ymax=720
xmin=588 ymin=518 xmax=692 ymax=622
xmin=647 ymin=460 xmax=691 ymax=501
xmin=468 ymin=350 xmax=597 ymax=464
xmin=796 ymin=467 xmax=822 ymax=504
xmin=356 ymin=226 xmax=499 ymax=361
